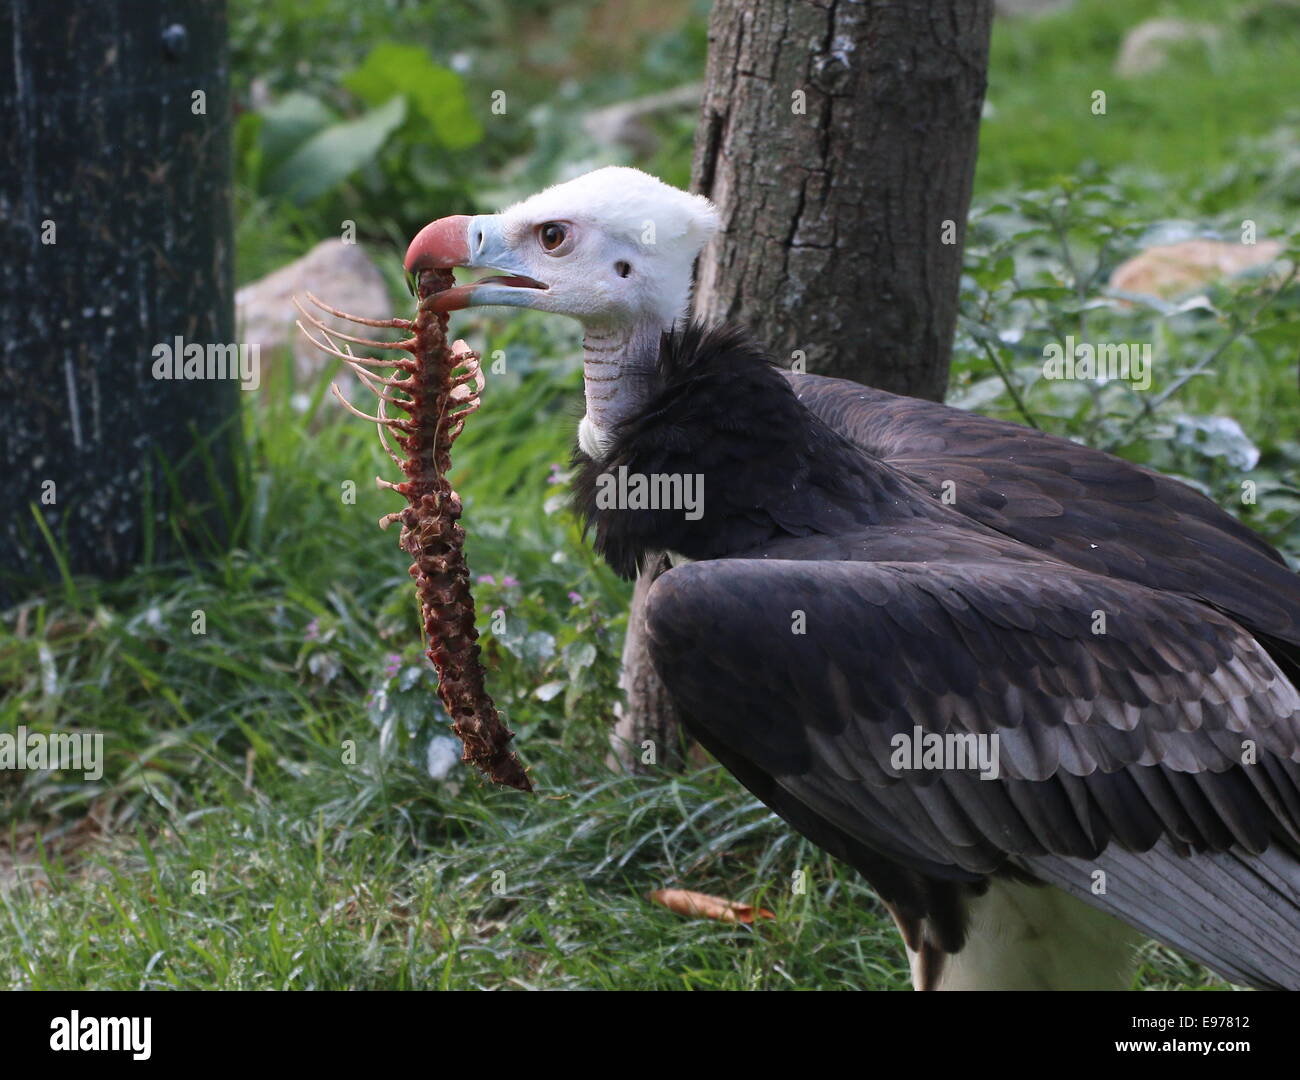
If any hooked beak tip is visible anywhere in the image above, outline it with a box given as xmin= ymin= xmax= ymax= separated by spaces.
xmin=403 ymin=214 xmax=474 ymax=274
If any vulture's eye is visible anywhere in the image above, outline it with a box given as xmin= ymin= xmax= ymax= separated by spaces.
xmin=537 ymin=222 xmax=569 ymax=253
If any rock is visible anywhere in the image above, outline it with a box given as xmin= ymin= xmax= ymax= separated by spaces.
xmin=235 ymin=238 xmax=394 ymax=394
xmin=1114 ymin=18 xmax=1221 ymax=78
xmin=582 ymin=83 xmax=703 ymax=157
xmin=1109 ymin=239 xmax=1286 ymax=300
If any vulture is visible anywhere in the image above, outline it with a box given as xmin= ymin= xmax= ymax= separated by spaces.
xmin=404 ymin=167 xmax=1300 ymax=990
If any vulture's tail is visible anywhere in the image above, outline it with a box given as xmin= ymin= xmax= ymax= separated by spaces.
xmin=1026 ymin=840 xmax=1300 ymax=990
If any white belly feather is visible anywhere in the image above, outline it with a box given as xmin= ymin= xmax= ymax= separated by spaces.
xmin=907 ymin=879 xmax=1143 ymax=991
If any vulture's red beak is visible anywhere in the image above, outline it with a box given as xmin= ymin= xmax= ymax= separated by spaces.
xmin=403 ymin=213 xmax=547 ymax=313
xmin=404 ymin=215 xmax=474 ymax=310
xmin=404 ymin=215 xmax=474 ymax=273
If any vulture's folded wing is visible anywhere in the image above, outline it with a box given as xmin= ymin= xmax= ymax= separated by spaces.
xmin=788 ymin=373 xmax=1300 ymax=653
xmin=644 ymin=551 xmax=1300 ymax=986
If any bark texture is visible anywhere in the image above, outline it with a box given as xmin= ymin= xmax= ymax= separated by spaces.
xmin=692 ymin=0 xmax=993 ymax=398
xmin=612 ymin=0 xmax=994 ymax=772
xmin=0 ymin=0 xmax=240 ymax=604
xmin=610 ymin=554 xmax=694 ymax=772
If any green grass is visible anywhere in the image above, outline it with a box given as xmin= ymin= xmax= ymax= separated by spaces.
xmin=4 ymin=763 xmax=913 ymax=990
xmin=4 ymin=3 xmax=1299 ymax=990
xmin=981 ymin=0 xmax=1300 ymax=209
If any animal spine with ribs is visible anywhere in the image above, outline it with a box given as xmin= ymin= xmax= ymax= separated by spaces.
xmin=295 ymin=272 xmax=530 ymax=792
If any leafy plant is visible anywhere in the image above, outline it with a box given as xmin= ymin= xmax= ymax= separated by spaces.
xmin=235 ymin=41 xmax=483 ymax=242
xmin=959 ymin=179 xmax=1300 ymax=565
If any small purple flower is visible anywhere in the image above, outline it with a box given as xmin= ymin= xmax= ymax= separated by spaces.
xmin=383 ymin=653 xmax=401 ymax=678
xmin=568 ymin=591 xmax=582 ymax=604
xmin=476 ymin=574 xmax=495 ymax=585
xmin=304 ymin=618 xmax=321 ymax=642
xmin=547 ymin=463 xmax=565 ymax=485
xmin=502 ymin=575 xmax=520 ymax=588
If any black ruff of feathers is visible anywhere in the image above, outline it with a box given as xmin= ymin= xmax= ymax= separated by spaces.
xmin=570 ymin=322 xmax=936 ymax=577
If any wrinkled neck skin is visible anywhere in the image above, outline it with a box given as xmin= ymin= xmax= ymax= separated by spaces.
xmin=578 ymin=316 xmax=671 ymax=460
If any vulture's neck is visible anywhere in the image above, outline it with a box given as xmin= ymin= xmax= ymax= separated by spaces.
xmin=578 ymin=317 xmax=669 ymax=460
xmin=571 ymin=322 xmax=939 ymax=579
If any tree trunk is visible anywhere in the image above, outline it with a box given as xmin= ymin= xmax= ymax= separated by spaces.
xmin=609 ymin=554 xmax=694 ymax=773
xmin=613 ymin=0 xmax=994 ymax=771
xmin=694 ymin=0 xmax=992 ymax=397
xmin=0 ymin=0 xmax=240 ymax=605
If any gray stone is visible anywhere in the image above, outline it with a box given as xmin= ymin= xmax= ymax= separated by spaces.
xmin=1115 ymin=18 xmax=1221 ymax=78
xmin=236 ymin=238 xmax=394 ymax=397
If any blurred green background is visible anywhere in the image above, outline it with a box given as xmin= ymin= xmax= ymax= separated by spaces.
xmin=2 ymin=0 xmax=1298 ymax=990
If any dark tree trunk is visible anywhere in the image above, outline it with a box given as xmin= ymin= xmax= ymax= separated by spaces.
xmin=609 ymin=555 xmax=694 ymax=772
xmin=613 ymin=0 xmax=994 ymax=771
xmin=0 ymin=0 xmax=239 ymax=605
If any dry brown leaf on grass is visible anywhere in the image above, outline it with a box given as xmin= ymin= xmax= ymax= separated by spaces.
xmin=649 ymin=888 xmax=775 ymax=924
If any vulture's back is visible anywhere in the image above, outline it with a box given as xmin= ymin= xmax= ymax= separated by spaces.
xmin=787 ymin=370 xmax=1300 ymax=671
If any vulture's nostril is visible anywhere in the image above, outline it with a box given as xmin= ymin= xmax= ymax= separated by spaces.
xmin=616 ymin=261 xmax=631 ymax=278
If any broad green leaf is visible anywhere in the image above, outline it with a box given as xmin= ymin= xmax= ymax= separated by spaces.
xmin=947 ymin=375 xmax=1009 ymax=411
xmin=563 ymin=640 xmax=597 ymax=680
xmin=1168 ymin=414 xmax=1261 ymax=471
xmin=344 ymin=43 xmax=482 ymax=150
xmin=266 ymin=95 xmax=407 ymax=204
xmin=1249 ymin=321 xmax=1300 ymax=349
xmin=496 ymin=626 xmax=556 ymax=666
xmin=533 ymin=680 xmax=566 ymax=702
xmin=1012 ymin=285 xmax=1075 ymax=301
xmin=258 ymin=91 xmax=337 ymax=170
xmin=972 ymin=254 xmax=1015 ymax=289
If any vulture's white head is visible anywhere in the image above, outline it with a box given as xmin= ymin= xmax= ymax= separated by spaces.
xmin=406 ymin=167 xmax=720 ymax=457
xmin=404 ymin=167 xmax=719 ymax=330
